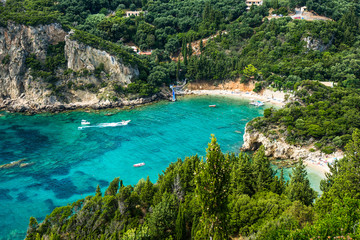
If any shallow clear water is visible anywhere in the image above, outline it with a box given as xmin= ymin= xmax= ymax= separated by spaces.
xmin=0 ymin=95 xmax=323 ymax=239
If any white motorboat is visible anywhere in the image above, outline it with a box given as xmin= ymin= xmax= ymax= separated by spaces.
xmin=133 ymin=162 xmax=145 ymax=167
xmin=81 ymin=120 xmax=90 ymax=125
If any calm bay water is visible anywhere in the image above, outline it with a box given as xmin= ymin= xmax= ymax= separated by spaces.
xmin=0 ymin=95 xmax=323 ymax=239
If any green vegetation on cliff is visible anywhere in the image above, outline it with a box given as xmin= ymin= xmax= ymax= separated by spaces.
xmin=249 ymin=81 xmax=360 ymax=153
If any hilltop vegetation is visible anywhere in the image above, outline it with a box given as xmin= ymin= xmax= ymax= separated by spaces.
xmin=25 ymin=132 xmax=360 ymax=239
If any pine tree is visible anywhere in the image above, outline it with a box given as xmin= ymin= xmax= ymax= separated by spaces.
xmin=195 ymin=135 xmax=230 ymax=239
xmin=199 ymin=39 xmax=204 ymax=53
xmin=286 ymin=159 xmax=317 ymax=206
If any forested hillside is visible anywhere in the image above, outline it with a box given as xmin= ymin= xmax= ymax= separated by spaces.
xmin=25 ymin=132 xmax=360 ymax=239
xmin=1 ymin=0 xmax=360 ymax=94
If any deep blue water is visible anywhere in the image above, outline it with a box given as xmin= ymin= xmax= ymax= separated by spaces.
xmin=0 ymin=95 xmax=322 ymax=239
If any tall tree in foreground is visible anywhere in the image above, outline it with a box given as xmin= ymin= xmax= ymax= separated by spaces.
xmin=252 ymin=145 xmax=275 ymax=192
xmin=286 ymin=159 xmax=317 ymax=206
xmin=195 ymin=135 xmax=231 ymax=239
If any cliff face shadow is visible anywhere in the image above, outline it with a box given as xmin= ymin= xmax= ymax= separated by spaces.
xmin=251 ymin=141 xmax=263 ymax=151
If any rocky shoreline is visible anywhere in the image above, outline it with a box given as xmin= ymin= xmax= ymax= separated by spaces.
xmin=0 ymin=92 xmax=170 ymax=114
xmin=241 ymin=124 xmax=343 ymax=172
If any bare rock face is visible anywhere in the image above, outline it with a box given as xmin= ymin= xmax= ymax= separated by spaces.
xmin=65 ymin=34 xmax=139 ymax=85
xmin=241 ymin=124 xmax=342 ymax=162
xmin=0 ymin=22 xmax=67 ymax=100
xmin=302 ymin=35 xmax=333 ymax=52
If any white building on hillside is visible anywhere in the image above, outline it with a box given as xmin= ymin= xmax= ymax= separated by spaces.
xmin=245 ymin=0 xmax=263 ymax=10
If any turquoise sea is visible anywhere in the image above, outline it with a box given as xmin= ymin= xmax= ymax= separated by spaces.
xmin=0 ymin=95 xmax=323 ymax=239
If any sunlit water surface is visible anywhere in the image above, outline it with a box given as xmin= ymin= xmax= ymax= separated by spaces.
xmin=0 ymin=95 xmax=323 ymax=239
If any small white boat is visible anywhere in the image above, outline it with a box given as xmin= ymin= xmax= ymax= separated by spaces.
xmin=81 ymin=120 xmax=90 ymax=125
xmin=133 ymin=162 xmax=145 ymax=167
xmin=209 ymin=105 xmax=216 ymax=107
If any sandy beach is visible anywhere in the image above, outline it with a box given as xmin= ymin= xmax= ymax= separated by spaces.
xmin=181 ymin=89 xmax=288 ymax=107
xmin=305 ymin=161 xmax=329 ymax=177
xmin=304 ymin=150 xmax=343 ymax=175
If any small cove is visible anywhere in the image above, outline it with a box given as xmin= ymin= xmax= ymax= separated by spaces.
xmin=0 ymin=95 xmax=323 ymax=239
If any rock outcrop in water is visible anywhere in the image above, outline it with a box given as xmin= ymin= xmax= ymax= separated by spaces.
xmin=0 ymin=22 xmax=158 ymax=113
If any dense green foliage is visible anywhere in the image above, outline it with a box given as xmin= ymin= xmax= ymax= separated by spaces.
xmin=24 ymin=136 xmax=289 ymax=239
xmin=2 ymin=0 xmax=360 ymax=93
xmin=0 ymin=0 xmax=61 ymax=26
xmin=26 ymin=131 xmax=360 ymax=239
xmin=249 ymin=81 xmax=360 ymax=152
xmin=186 ymin=11 xmax=360 ymax=89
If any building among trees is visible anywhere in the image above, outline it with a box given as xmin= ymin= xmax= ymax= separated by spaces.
xmin=245 ymin=0 xmax=263 ymax=10
xmin=125 ymin=11 xmax=145 ymax=17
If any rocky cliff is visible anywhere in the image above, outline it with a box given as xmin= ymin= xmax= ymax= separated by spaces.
xmin=0 ymin=22 xmax=66 ymax=99
xmin=0 ymin=22 xmax=156 ymax=113
xmin=65 ymin=33 xmax=138 ymax=85
xmin=241 ymin=124 xmax=343 ymax=164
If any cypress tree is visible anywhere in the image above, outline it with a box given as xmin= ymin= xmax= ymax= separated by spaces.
xmin=184 ymin=46 xmax=188 ymax=66
xmin=176 ymin=55 xmax=181 ymax=81
xmin=188 ymin=41 xmax=193 ymax=57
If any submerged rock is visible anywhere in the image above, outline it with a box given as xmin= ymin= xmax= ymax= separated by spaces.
xmin=0 ymin=158 xmax=26 ymax=169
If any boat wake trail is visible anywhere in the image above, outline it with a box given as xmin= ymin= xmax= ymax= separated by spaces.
xmin=78 ymin=120 xmax=131 ymax=130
